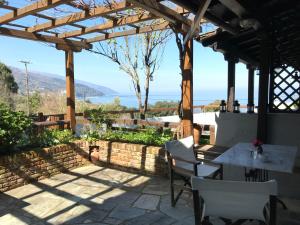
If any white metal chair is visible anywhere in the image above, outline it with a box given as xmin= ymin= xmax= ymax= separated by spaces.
xmin=191 ymin=177 xmax=278 ymax=225
xmin=165 ymin=136 xmax=222 ymax=207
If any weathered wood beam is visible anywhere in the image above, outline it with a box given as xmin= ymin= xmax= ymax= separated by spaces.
xmin=0 ymin=27 xmax=92 ymax=49
xmin=86 ymin=21 xmax=169 ymax=43
xmin=58 ymin=13 xmax=155 ymax=39
xmin=66 ymin=1 xmax=138 ymax=30
xmin=224 ymin=53 xmax=238 ymax=112
xmin=0 ymin=0 xmax=73 ymax=24
xmin=247 ymin=64 xmax=255 ymax=110
xmin=257 ymin=38 xmax=272 ymax=142
xmin=169 ymin=0 xmax=239 ymax=34
xmin=183 ymin=0 xmax=211 ymax=45
xmin=214 ymin=42 xmax=259 ymax=66
xmin=127 ymin=0 xmax=191 ymax=26
xmin=181 ymin=37 xmax=193 ymax=137
xmin=65 ymin=50 xmax=76 ymax=132
xmin=218 ymin=0 xmax=247 ymax=18
xmin=27 ymin=1 xmax=133 ymax=33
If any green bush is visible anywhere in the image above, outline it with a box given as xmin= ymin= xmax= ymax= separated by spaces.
xmin=85 ymin=106 xmax=114 ymax=129
xmin=35 ymin=129 xmax=74 ymax=147
xmin=0 ymin=103 xmax=32 ymax=147
xmin=101 ymin=128 xmax=173 ymax=146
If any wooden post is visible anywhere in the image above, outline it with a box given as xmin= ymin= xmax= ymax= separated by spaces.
xmin=247 ymin=64 xmax=255 ymax=107
xmin=257 ymin=38 xmax=271 ymax=142
xmin=181 ymin=38 xmax=194 ymax=138
xmin=225 ymin=53 xmax=238 ymax=112
xmin=65 ymin=50 xmax=76 ymax=132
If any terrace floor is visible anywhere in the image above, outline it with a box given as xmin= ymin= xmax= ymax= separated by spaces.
xmin=0 ymin=165 xmax=300 ymax=225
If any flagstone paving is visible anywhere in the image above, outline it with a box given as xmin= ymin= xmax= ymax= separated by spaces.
xmin=0 ymin=165 xmax=299 ymax=225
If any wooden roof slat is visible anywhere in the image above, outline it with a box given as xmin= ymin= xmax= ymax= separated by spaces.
xmin=183 ymin=0 xmax=211 ymax=44
xmin=0 ymin=0 xmax=73 ymax=24
xmin=86 ymin=21 xmax=169 ymax=43
xmin=127 ymin=0 xmax=191 ymax=26
xmin=58 ymin=13 xmax=155 ymax=39
xmin=218 ymin=0 xmax=247 ymax=18
xmin=27 ymin=1 xmax=133 ymax=33
xmin=0 ymin=27 xmax=91 ymax=49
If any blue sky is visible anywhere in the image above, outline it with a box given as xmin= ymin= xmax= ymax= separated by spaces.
xmin=0 ymin=33 xmax=258 ymax=103
xmin=0 ymin=0 xmax=259 ymax=105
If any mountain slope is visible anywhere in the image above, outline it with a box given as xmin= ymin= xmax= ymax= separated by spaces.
xmin=10 ymin=66 xmax=117 ymax=97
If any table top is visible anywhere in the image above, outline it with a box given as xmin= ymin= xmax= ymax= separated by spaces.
xmin=213 ymin=142 xmax=298 ymax=173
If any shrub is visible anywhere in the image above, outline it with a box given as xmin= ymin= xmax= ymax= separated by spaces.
xmin=35 ymin=129 xmax=74 ymax=147
xmin=85 ymin=106 xmax=114 ymax=129
xmin=101 ymin=128 xmax=173 ymax=146
xmin=0 ymin=104 xmax=32 ymax=147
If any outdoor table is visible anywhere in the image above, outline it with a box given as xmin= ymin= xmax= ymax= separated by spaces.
xmin=213 ymin=142 xmax=298 ymax=209
xmin=213 ymin=142 xmax=298 ymax=175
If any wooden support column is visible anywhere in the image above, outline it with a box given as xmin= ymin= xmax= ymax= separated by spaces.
xmin=65 ymin=50 xmax=76 ymax=132
xmin=181 ymin=38 xmax=194 ymax=138
xmin=225 ymin=53 xmax=238 ymax=112
xmin=257 ymin=38 xmax=271 ymax=142
xmin=247 ymin=64 xmax=255 ymax=108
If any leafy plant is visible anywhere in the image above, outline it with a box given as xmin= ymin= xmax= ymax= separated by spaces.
xmin=101 ymin=127 xmax=173 ymax=146
xmin=80 ymin=125 xmax=100 ymax=144
xmin=0 ymin=104 xmax=32 ymax=147
xmin=85 ymin=106 xmax=114 ymax=129
xmin=35 ymin=129 xmax=74 ymax=147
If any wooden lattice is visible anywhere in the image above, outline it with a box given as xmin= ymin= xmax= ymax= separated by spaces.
xmin=269 ymin=64 xmax=300 ymax=113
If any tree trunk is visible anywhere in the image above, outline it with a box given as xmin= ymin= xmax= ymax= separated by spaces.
xmin=142 ymin=66 xmax=151 ymax=120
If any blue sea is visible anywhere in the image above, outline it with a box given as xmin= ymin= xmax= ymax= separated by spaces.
xmin=86 ymin=89 xmax=257 ymax=108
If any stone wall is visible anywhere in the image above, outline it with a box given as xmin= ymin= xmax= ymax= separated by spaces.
xmin=0 ymin=142 xmax=89 ymax=192
xmin=89 ymin=140 xmax=168 ymax=176
xmin=0 ymin=140 xmax=168 ymax=192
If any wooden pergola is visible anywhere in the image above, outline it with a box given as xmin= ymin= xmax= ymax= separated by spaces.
xmin=0 ymin=0 xmax=299 ymax=142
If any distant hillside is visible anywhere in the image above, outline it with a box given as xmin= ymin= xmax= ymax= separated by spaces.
xmin=10 ymin=67 xmax=117 ymax=97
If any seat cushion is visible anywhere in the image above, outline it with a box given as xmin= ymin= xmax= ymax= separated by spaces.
xmin=174 ymin=161 xmax=220 ymax=177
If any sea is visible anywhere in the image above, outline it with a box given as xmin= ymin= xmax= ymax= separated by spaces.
xmin=85 ymin=89 xmax=256 ymax=108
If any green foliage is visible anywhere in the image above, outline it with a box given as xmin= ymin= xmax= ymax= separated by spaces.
xmin=204 ymin=100 xmax=221 ymax=112
xmin=147 ymin=101 xmax=179 ymax=117
xmin=102 ymin=97 xmax=126 ymax=112
xmin=0 ymin=104 xmax=32 ymax=147
xmin=80 ymin=126 xmax=100 ymax=144
xmin=0 ymin=62 xmax=18 ymax=94
xmin=29 ymin=92 xmax=42 ymax=113
xmin=85 ymin=106 xmax=114 ymax=129
xmin=35 ymin=129 xmax=74 ymax=147
xmin=101 ymin=128 xmax=173 ymax=146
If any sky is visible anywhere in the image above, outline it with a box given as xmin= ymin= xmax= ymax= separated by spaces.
xmin=0 ymin=35 xmax=258 ymax=99
xmin=0 ymin=0 xmax=259 ymax=104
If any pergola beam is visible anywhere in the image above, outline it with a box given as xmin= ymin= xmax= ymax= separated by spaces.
xmin=0 ymin=0 xmax=73 ymax=24
xmin=27 ymin=1 xmax=133 ymax=33
xmin=127 ymin=0 xmax=191 ymax=26
xmin=183 ymin=0 xmax=211 ymax=45
xmin=0 ymin=27 xmax=91 ymax=50
xmin=218 ymin=0 xmax=247 ymax=18
xmin=58 ymin=13 xmax=156 ymax=39
xmin=86 ymin=21 xmax=169 ymax=43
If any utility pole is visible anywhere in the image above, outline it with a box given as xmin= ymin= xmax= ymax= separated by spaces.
xmin=19 ymin=60 xmax=31 ymax=115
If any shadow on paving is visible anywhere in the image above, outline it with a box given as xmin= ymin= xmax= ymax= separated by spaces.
xmin=0 ymin=164 xmax=194 ymax=225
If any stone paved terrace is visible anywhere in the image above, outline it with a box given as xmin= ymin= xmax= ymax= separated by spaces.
xmin=0 ymin=165 xmax=299 ymax=225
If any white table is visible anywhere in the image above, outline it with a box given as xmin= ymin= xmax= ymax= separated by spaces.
xmin=213 ymin=142 xmax=298 ymax=173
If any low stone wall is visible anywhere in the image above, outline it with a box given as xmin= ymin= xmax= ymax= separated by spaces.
xmin=0 ymin=142 xmax=89 ymax=192
xmin=0 ymin=140 xmax=168 ymax=192
xmin=88 ymin=140 xmax=168 ymax=176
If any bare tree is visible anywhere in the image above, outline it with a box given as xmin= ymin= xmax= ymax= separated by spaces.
xmin=91 ymin=22 xmax=171 ymax=119
xmin=170 ymin=25 xmax=186 ymax=119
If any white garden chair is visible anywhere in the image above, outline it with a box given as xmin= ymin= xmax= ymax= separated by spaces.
xmin=165 ymin=136 xmax=222 ymax=207
xmin=191 ymin=177 xmax=278 ymax=225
